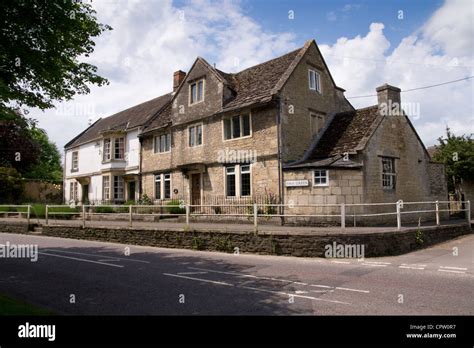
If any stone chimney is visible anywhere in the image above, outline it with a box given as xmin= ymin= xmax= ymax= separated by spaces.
xmin=376 ymin=83 xmax=401 ymax=116
xmin=173 ymin=70 xmax=186 ymax=92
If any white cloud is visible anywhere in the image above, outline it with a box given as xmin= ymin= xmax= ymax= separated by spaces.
xmin=28 ymin=0 xmax=296 ymax=152
xmin=28 ymin=0 xmax=473 ymax=154
xmin=319 ymin=0 xmax=473 ymax=145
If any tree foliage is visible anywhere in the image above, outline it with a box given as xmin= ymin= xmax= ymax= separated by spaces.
xmin=0 ymin=112 xmax=62 ymax=180
xmin=25 ymin=127 xmax=63 ymax=181
xmin=433 ymin=127 xmax=474 ymax=192
xmin=0 ymin=0 xmax=112 ymax=113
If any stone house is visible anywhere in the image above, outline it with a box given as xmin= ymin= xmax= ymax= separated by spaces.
xmin=137 ymin=40 xmax=447 ymax=224
xmin=64 ymin=39 xmax=447 ymax=224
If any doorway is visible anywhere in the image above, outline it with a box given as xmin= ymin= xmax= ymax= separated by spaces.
xmin=128 ymin=181 xmax=136 ymax=202
xmin=191 ymin=173 xmax=201 ymax=210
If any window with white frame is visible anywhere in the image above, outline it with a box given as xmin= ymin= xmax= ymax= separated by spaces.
xmin=188 ymin=124 xmax=202 ymax=147
xmin=225 ymin=164 xmax=252 ymax=197
xmin=113 ymin=176 xmax=124 ymax=200
xmin=313 ymin=169 xmax=328 ymax=186
xmin=154 ymin=133 xmax=171 ymax=153
xmin=308 ymin=69 xmax=321 ymax=93
xmin=223 ymin=114 xmax=251 ymax=140
xmin=155 ymin=173 xmax=171 ymax=200
xmin=190 ymin=79 xmax=204 ymax=104
xmin=102 ymin=176 xmax=110 ymax=201
xmin=71 ymin=151 xmax=79 ymax=172
xmin=103 ymin=139 xmax=111 ymax=161
xmin=240 ymin=165 xmax=251 ymax=196
xmin=226 ymin=167 xmax=236 ymax=197
xmin=382 ymin=157 xmax=396 ymax=189
xmin=114 ymin=137 xmax=125 ymax=160
xmin=69 ymin=182 xmax=78 ymax=201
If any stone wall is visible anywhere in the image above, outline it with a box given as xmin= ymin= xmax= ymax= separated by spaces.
xmin=283 ymin=168 xmax=363 ymax=224
xmin=40 ymin=223 xmax=471 ymax=257
xmin=280 ymin=43 xmax=352 ymax=162
xmin=0 ymin=222 xmax=29 ymax=234
xmin=362 ymin=115 xmax=448 ymax=224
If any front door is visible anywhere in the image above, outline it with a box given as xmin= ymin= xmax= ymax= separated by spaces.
xmin=191 ymin=174 xmax=201 ymax=209
xmin=128 ymin=181 xmax=136 ymax=202
xmin=82 ymin=184 xmax=89 ymax=203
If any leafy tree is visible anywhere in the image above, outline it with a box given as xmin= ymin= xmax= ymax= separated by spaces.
xmin=0 ymin=0 xmax=112 ymax=114
xmin=24 ymin=127 xmax=63 ymax=181
xmin=0 ymin=112 xmax=40 ymax=173
xmin=0 ymin=167 xmax=24 ymax=203
xmin=0 ymin=111 xmax=62 ymax=181
xmin=432 ymin=127 xmax=474 ymax=192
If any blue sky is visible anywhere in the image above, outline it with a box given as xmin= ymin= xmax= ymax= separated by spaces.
xmin=29 ymin=0 xmax=473 ymax=151
xmin=242 ymin=0 xmax=443 ymax=49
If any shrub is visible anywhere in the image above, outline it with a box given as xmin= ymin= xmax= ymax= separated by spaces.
xmin=49 ymin=206 xmax=80 ymax=220
xmin=166 ymin=200 xmax=185 ymax=215
xmin=94 ymin=206 xmax=114 ymax=214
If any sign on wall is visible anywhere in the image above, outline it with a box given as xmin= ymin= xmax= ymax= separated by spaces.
xmin=285 ymin=180 xmax=309 ymax=187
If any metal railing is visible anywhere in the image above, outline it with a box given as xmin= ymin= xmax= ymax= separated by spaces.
xmin=0 ymin=200 xmax=471 ymax=231
xmin=0 ymin=205 xmax=31 ymax=225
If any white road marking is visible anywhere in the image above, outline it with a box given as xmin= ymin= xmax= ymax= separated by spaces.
xmin=295 ymin=290 xmax=308 ymax=294
xmin=240 ymin=285 xmax=350 ymax=305
xmin=97 ymin=259 xmax=120 ymax=262
xmin=38 ymin=252 xmax=124 ymax=268
xmin=361 ymin=263 xmax=387 ymax=267
xmin=331 ymin=261 xmax=350 ymax=264
xmin=438 ymin=269 xmax=466 ymax=274
xmin=360 ymin=261 xmax=392 ymax=265
xmin=399 ymin=266 xmax=425 ymax=270
xmin=189 ymin=266 xmax=370 ymax=294
xmin=310 ymin=284 xmax=333 ymax=289
xmin=41 ymin=249 xmax=150 ymax=263
xmin=335 ymin=287 xmax=370 ymax=294
xmin=163 ymin=273 xmax=233 ymax=286
xmin=439 ymin=266 xmax=467 ymax=271
xmin=164 ymin=272 xmax=350 ymax=304
xmin=177 ymin=271 xmax=209 ymax=275
xmin=310 ymin=289 xmax=334 ymax=293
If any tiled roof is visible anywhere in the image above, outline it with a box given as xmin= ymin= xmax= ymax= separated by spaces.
xmin=65 ymin=93 xmax=172 ymax=148
xmin=218 ymin=48 xmax=302 ymax=110
xmin=141 ymin=102 xmax=172 ymax=134
xmin=66 ymin=40 xmax=322 ymax=145
xmin=309 ymin=105 xmax=381 ymax=159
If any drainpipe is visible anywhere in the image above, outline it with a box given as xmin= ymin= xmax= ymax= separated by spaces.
xmin=63 ymin=149 xmax=67 ymax=204
xmin=138 ymin=136 xmax=143 ymax=201
xmin=276 ymin=96 xmax=285 ymax=224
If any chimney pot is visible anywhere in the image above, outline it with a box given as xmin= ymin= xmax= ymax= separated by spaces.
xmin=173 ymin=70 xmax=186 ymax=92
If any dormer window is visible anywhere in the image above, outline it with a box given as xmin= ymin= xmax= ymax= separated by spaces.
xmin=308 ymin=69 xmax=321 ymax=93
xmin=190 ymin=79 xmax=204 ymax=104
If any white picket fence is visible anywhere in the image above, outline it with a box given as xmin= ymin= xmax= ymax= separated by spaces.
xmin=1 ymin=200 xmax=471 ymax=231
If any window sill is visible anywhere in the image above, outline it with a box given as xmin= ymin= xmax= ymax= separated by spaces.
xmin=223 ymin=134 xmax=253 ymax=142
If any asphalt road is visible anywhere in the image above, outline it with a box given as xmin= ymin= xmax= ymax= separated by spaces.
xmin=0 ymin=232 xmax=473 ymax=315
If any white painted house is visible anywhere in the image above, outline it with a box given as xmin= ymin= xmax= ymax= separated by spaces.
xmin=64 ymin=93 xmax=172 ymax=204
